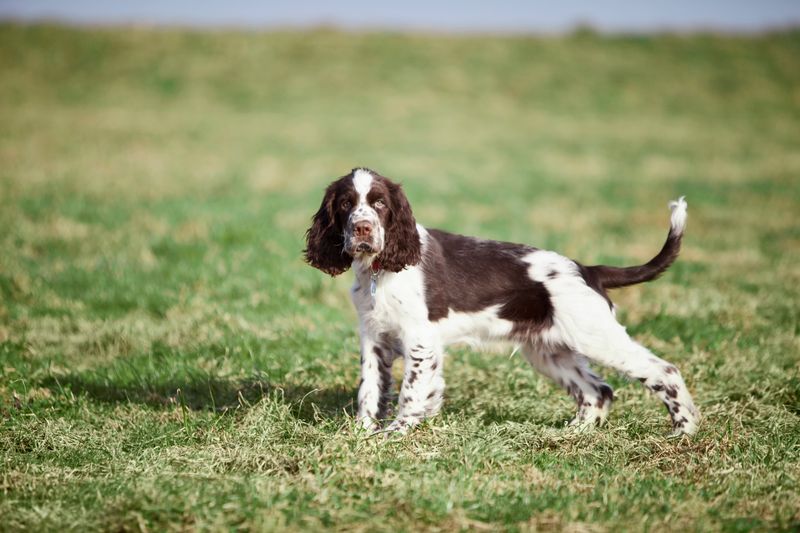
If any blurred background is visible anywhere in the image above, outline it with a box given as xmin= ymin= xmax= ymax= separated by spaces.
xmin=2 ymin=0 xmax=800 ymax=32
xmin=1 ymin=2 xmax=799 ymax=530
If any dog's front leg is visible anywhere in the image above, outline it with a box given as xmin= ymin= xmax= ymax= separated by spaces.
xmin=356 ymin=328 xmax=393 ymax=431
xmin=385 ymin=338 xmax=444 ymax=434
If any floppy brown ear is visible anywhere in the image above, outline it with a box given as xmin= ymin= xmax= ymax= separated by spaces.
xmin=378 ymin=181 xmax=421 ymax=272
xmin=304 ymin=183 xmax=352 ymax=276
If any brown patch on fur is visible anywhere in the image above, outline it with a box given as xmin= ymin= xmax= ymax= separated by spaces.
xmin=421 ymin=229 xmax=554 ymax=337
xmin=598 ymin=383 xmax=614 ymax=406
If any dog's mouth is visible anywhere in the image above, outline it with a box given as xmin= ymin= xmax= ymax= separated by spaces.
xmin=355 ymin=242 xmax=375 ymax=254
xmin=346 ymin=237 xmax=380 ymax=257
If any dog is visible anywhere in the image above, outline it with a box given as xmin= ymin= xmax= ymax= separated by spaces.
xmin=304 ymin=167 xmax=699 ymax=436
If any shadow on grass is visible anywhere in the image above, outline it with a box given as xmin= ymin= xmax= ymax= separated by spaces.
xmin=476 ymin=407 xmax=566 ymax=429
xmin=42 ymin=371 xmax=567 ymax=429
xmin=41 ymin=372 xmax=357 ymax=424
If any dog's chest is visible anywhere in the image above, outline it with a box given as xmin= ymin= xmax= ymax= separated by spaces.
xmin=351 ymin=266 xmax=428 ymax=334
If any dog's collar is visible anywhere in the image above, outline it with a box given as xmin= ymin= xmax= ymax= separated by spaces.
xmin=370 ymin=259 xmax=382 ymax=273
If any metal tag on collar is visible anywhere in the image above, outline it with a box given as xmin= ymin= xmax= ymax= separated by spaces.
xmin=370 ymin=271 xmax=378 ymax=296
xmin=370 ymin=259 xmax=381 ymax=296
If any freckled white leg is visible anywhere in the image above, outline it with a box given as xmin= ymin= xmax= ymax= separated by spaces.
xmin=596 ymin=342 xmax=698 ymax=436
xmin=524 ymin=346 xmax=614 ymax=429
xmin=586 ymin=326 xmax=700 ymax=435
xmin=533 ymin=259 xmax=700 ymax=436
xmin=557 ymin=308 xmax=700 ymax=435
xmin=385 ymin=341 xmax=445 ymax=434
xmin=632 ymin=352 xmax=699 ymax=437
xmin=357 ymin=333 xmax=394 ymax=431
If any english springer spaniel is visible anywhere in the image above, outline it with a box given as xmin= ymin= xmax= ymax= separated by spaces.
xmin=305 ymin=168 xmax=699 ymax=436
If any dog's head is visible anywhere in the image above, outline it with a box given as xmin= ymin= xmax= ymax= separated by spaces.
xmin=304 ymin=168 xmax=421 ymax=276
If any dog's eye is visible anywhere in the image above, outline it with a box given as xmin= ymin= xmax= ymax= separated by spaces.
xmin=340 ymin=201 xmax=352 ymax=211
xmin=373 ymin=199 xmax=386 ymax=209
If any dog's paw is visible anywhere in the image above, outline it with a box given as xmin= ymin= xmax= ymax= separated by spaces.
xmin=384 ymin=419 xmax=411 ymax=435
xmin=668 ymin=417 xmax=699 ymax=438
xmin=368 ymin=417 xmax=418 ymax=438
xmin=356 ymin=415 xmax=379 ymax=433
xmin=567 ymin=407 xmax=608 ymax=432
xmin=566 ymin=417 xmax=599 ymax=433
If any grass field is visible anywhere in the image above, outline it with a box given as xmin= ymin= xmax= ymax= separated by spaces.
xmin=1 ymin=23 xmax=799 ymax=531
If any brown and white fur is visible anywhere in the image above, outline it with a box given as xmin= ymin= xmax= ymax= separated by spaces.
xmin=305 ymin=168 xmax=700 ymax=436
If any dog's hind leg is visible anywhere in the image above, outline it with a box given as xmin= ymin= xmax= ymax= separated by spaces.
xmin=614 ymin=342 xmax=698 ymax=436
xmin=581 ymin=331 xmax=700 ymax=436
xmin=523 ymin=346 xmax=614 ymax=428
xmin=541 ymin=281 xmax=700 ymax=435
xmin=528 ymin=251 xmax=700 ymax=435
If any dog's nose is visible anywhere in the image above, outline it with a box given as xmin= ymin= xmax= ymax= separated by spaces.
xmin=354 ymin=221 xmax=372 ymax=238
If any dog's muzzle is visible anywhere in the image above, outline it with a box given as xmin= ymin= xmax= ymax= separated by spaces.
xmin=348 ymin=219 xmax=381 ymax=256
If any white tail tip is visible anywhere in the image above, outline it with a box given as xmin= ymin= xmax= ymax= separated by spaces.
xmin=668 ymin=196 xmax=687 ymax=234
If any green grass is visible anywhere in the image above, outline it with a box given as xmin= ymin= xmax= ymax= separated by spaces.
xmin=1 ymin=23 xmax=799 ymax=531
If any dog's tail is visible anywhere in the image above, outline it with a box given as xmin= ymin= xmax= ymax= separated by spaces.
xmin=585 ymin=197 xmax=687 ymax=290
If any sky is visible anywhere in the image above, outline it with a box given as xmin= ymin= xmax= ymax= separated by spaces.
xmin=0 ymin=0 xmax=799 ymax=33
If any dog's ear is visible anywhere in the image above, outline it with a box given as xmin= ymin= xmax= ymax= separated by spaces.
xmin=304 ymin=182 xmax=352 ymax=276
xmin=378 ymin=181 xmax=421 ymax=272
